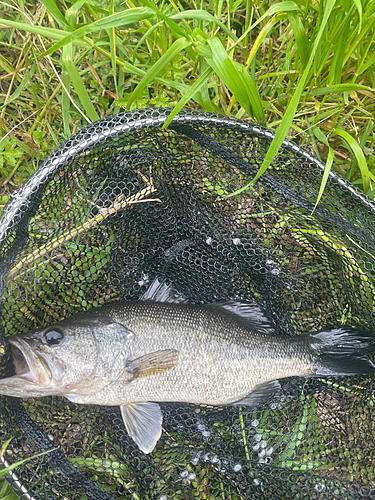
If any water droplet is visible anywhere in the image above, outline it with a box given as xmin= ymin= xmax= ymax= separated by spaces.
xmin=233 ymin=464 xmax=242 ymax=472
xmin=314 ymin=482 xmax=325 ymax=492
xmin=138 ymin=273 xmax=149 ymax=286
xmin=233 ymin=238 xmax=241 ymax=245
xmin=202 ymin=430 xmax=211 ymax=438
xmin=206 ymin=237 xmax=212 ymax=245
xmin=266 ymin=446 xmax=274 ymax=456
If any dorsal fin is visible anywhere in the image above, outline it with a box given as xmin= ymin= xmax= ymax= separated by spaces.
xmin=139 ymin=277 xmax=188 ymax=304
xmin=205 ymin=301 xmax=277 ymax=335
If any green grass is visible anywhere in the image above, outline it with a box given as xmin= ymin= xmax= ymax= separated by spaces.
xmin=0 ymin=0 xmax=374 ymax=207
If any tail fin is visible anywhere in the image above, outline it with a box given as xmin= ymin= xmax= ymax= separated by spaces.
xmin=309 ymin=327 xmax=375 ymax=376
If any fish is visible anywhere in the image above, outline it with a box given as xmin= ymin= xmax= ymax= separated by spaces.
xmin=0 ymin=300 xmax=374 ymax=454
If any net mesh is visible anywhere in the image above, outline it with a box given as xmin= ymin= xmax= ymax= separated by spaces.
xmin=0 ymin=108 xmax=374 ymax=500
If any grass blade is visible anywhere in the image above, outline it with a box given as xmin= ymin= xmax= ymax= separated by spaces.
xmin=228 ymin=2 xmax=299 ymax=56
xmin=40 ymin=8 xmax=154 ymax=57
xmin=171 ymin=10 xmax=237 ymax=41
xmin=40 ymin=0 xmax=70 ymax=30
xmin=204 ymin=37 xmax=266 ymax=124
xmin=0 ymin=19 xmax=84 ymax=44
xmin=287 ymin=11 xmax=310 ymax=69
xmin=327 ymin=16 xmax=351 ymax=85
xmin=352 ymin=0 xmax=363 ymax=33
xmin=0 ymin=437 xmax=56 ymax=479
xmin=0 ymin=63 xmax=36 ymax=112
xmin=137 ymin=0 xmax=191 ymax=39
xmin=61 ymin=45 xmax=72 ymax=137
xmin=108 ymin=0 xmax=117 ymax=95
xmin=62 ymin=47 xmax=99 ymax=122
xmin=126 ymin=37 xmax=190 ymax=110
xmin=163 ymin=66 xmax=214 ymax=128
xmin=312 ymin=145 xmax=334 ymax=213
xmin=311 ymin=83 xmax=375 ymax=97
xmin=332 ymin=128 xmax=371 ymax=192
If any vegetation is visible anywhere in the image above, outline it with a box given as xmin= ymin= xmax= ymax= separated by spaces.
xmin=0 ymin=0 xmax=374 ymax=211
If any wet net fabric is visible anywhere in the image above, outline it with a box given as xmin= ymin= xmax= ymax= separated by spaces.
xmin=0 ymin=108 xmax=374 ymax=499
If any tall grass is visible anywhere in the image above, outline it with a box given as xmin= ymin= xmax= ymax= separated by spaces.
xmin=0 ymin=0 xmax=374 ymax=206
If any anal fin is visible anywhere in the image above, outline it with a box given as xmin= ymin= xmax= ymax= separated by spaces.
xmin=231 ymin=380 xmax=282 ymax=407
xmin=121 ymin=402 xmax=162 ymax=454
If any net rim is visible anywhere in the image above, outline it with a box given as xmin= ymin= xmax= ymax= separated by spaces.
xmin=1 ymin=108 xmax=374 ymax=251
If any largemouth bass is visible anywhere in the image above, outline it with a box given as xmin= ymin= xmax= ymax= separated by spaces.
xmin=0 ymin=300 xmax=374 ymax=453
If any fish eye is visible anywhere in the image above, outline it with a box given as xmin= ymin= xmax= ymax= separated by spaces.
xmin=44 ymin=329 xmax=64 ymax=346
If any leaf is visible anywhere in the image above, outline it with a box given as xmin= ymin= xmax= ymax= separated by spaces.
xmin=0 ymin=63 xmax=36 ymax=112
xmin=204 ymin=37 xmax=265 ymax=124
xmin=126 ymin=38 xmax=191 ymax=110
xmin=287 ymin=11 xmax=310 ymax=69
xmin=332 ymin=128 xmax=370 ymax=192
xmin=312 ymin=146 xmax=334 ymax=214
xmin=311 ymin=83 xmax=375 ymax=98
xmin=163 ymin=67 xmax=214 ymax=128
xmin=40 ymin=0 xmax=70 ymax=30
xmin=171 ymin=10 xmax=237 ymax=41
xmin=136 ymin=0 xmax=190 ymax=39
xmin=0 ymin=19 xmax=85 ymax=44
xmin=40 ymin=8 xmax=154 ymax=57
xmin=62 ymin=46 xmax=99 ymax=122
xmin=61 ymin=45 xmax=72 ymax=136
xmin=0 ymin=438 xmax=56 ymax=479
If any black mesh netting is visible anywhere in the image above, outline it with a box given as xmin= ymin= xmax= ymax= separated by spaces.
xmin=0 ymin=108 xmax=375 ymax=500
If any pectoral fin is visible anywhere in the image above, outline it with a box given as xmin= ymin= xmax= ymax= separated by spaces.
xmin=126 ymin=349 xmax=178 ymax=380
xmin=120 ymin=402 xmax=162 ymax=454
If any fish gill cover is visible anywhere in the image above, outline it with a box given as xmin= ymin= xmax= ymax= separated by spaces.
xmin=0 ymin=107 xmax=374 ymax=499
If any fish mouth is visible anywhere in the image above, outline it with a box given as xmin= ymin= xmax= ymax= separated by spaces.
xmin=9 ymin=338 xmax=61 ymax=386
xmin=0 ymin=338 xmax=66 ymax=398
